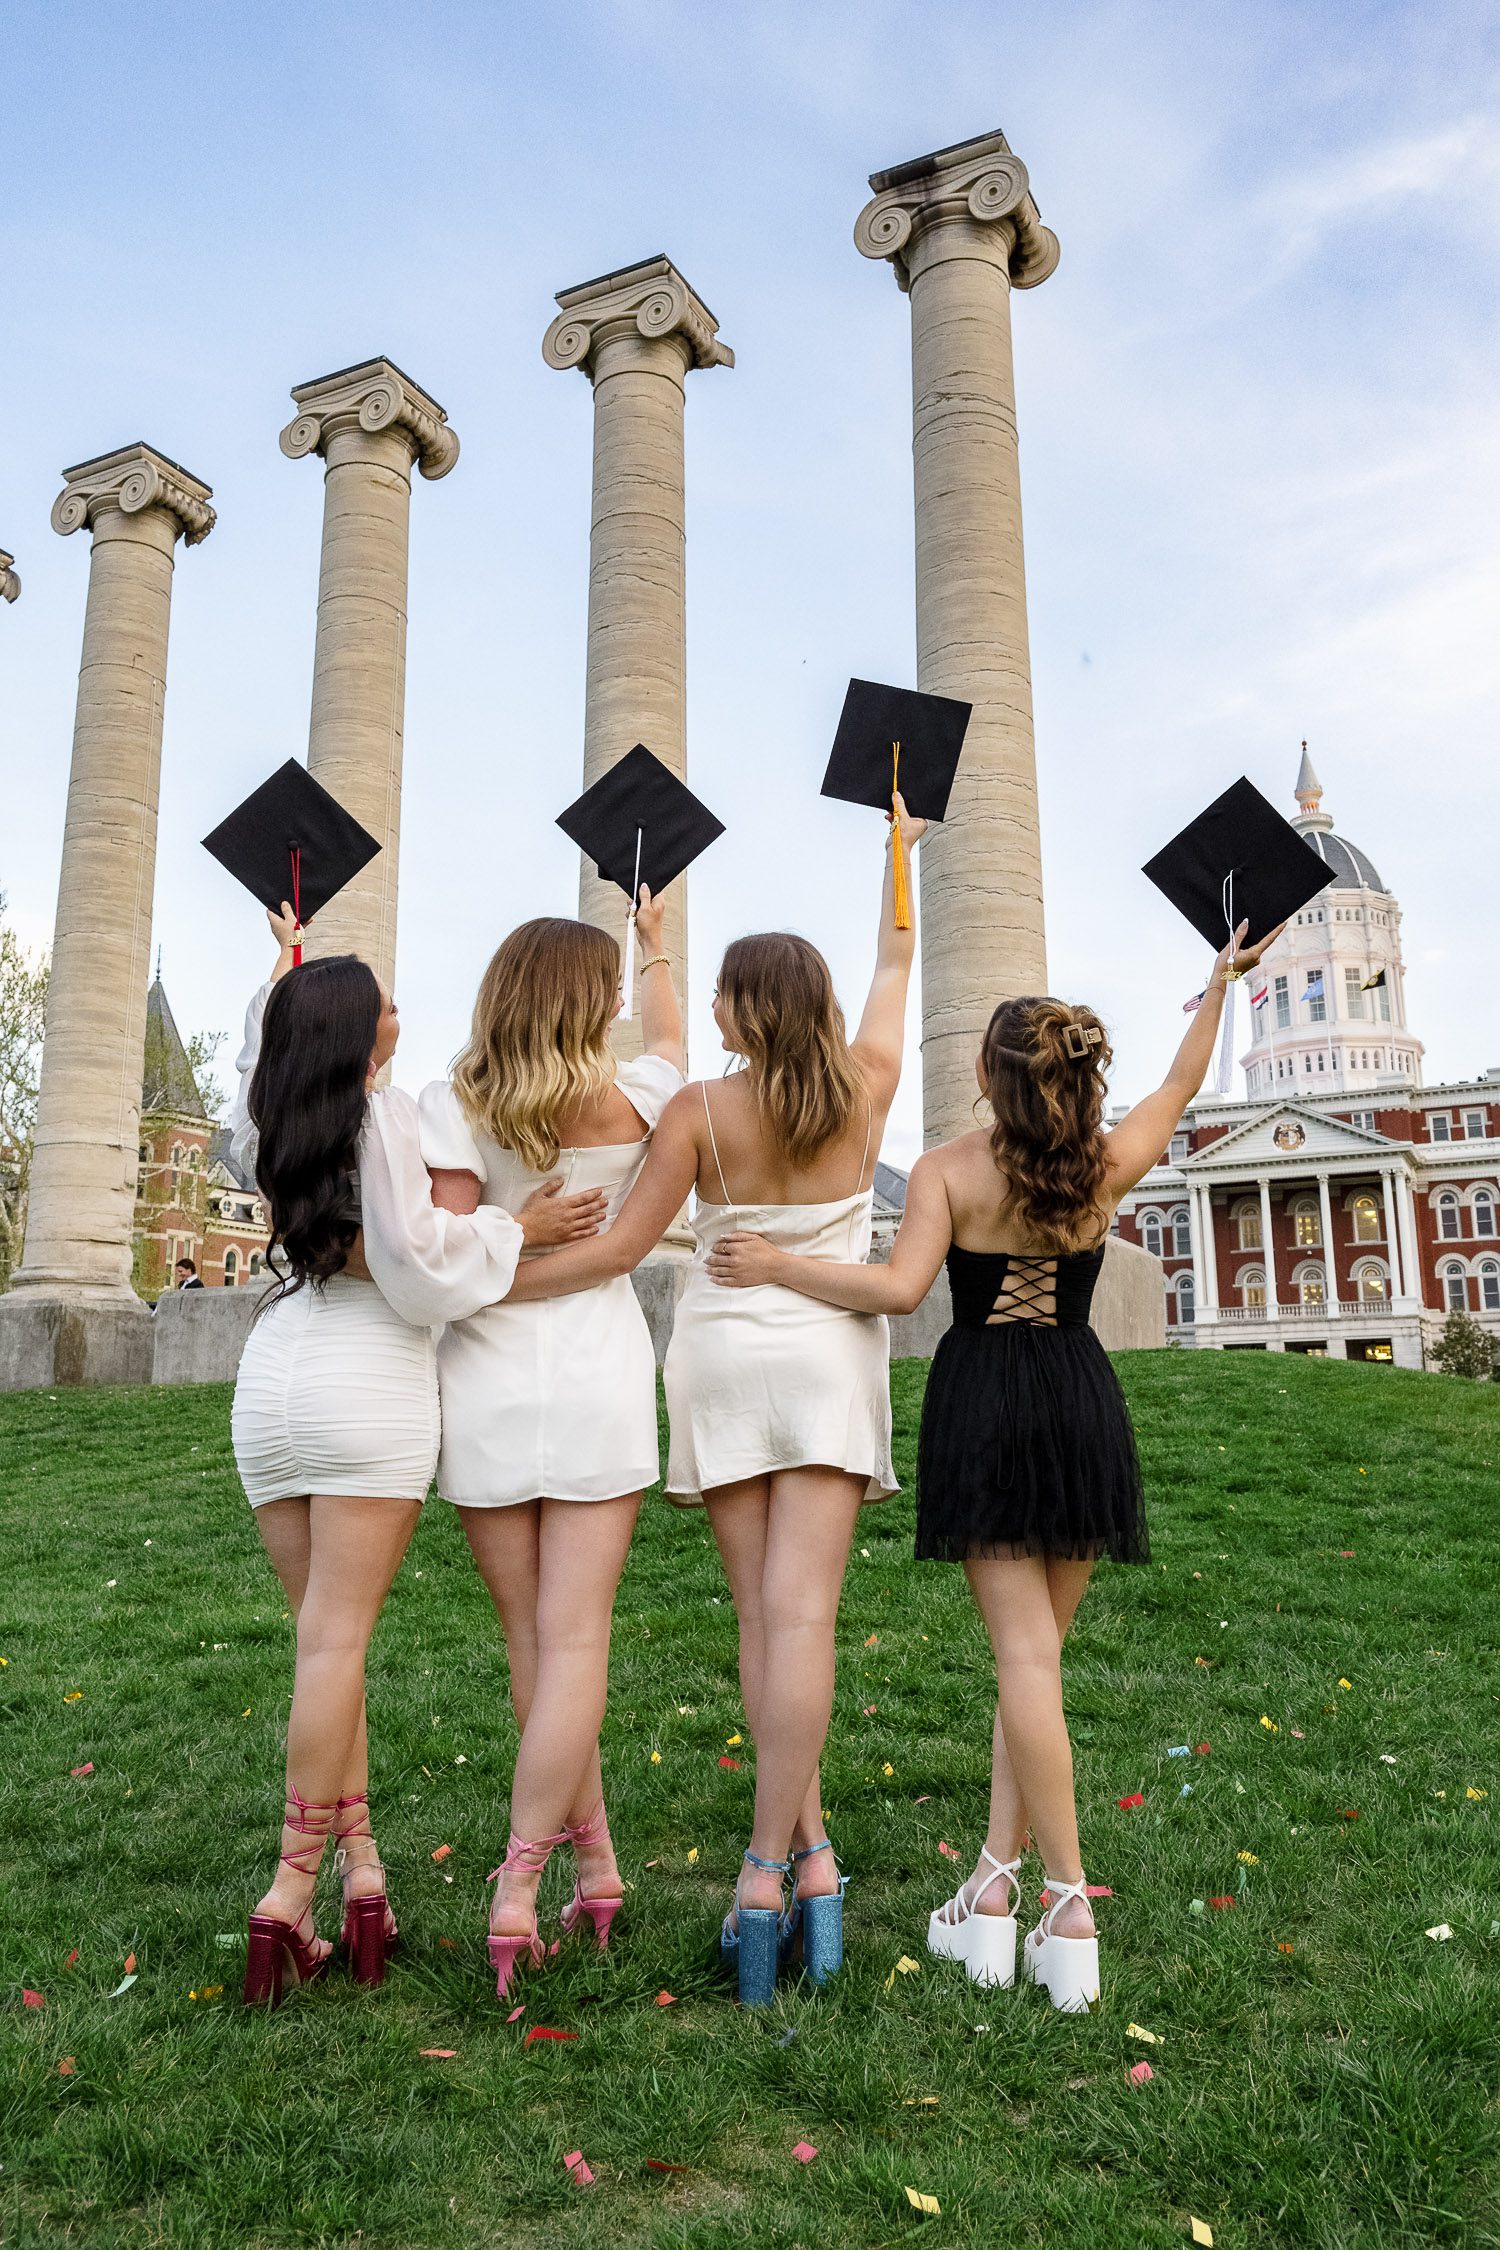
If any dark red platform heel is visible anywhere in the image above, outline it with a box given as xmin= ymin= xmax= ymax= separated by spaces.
xmin=334 ymin=1790 xmax=398 ymax=1987
xmin=243 ymin=1786 xmax=336 ymax=2009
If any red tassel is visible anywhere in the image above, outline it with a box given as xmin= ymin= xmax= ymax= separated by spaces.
xmin=290 ymin=846 xmax=303 ymax=966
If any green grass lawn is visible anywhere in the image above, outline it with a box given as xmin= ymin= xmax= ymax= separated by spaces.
xmin=0 ymin=1353 xmax=1497 ymax=2250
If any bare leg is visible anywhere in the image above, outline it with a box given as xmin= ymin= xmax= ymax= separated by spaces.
xmin=963 ymin=1553 xmax=1095 ymax=1938
xmin=255 ymin=1495 xmax=421 ymax=1932
xmin=958 ymin=1554 xmax=1095 ymax=1915
xmin=708 ymin=1468 xmax=864 ymax=1916
xmin=459 ymin=1501 xmax=617 ymax=1902
xmin=706 ymin=1479 xmax=829 ymax=1895
xmin=490 ymin=1494 xmax=641 ymax=1937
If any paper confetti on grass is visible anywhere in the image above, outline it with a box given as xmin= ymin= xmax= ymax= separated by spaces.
xmin=506 ymin=2004 xmax=525 ymax=2022
xmin=646 ymin=2159 xmax=690 ymax=2174
xmin=564 ymin=2149 xmax=596 ymax=2186
xmin=70 ymin=1763 xmax=94 ymax=1777
xmin=1260 ymin=1716 xmax=1279 ymax=1733
xmin=862 ymin=1704 xmax=878 ymax=1716
xmin=123 ymin=1953 xmax=136 ymax=1975
xmin=1277 ymin=1942 xmax=1294 ymax=1954
xmin=22 ymin=1988 xmax=44 ymax=2008
xmin=1118 ymin=1793 xmax=1145 ymax=1810
xmin=1197 ymin=1743 xmax=1211 ymax=1754
xmin=726 ymin=1734 xmax=742 ymax=1746
xmin=420 ymin=2047 xmax=458 ymax=2058
xmin=792 ymin=2140 xmax=818 ymax=2163
xmin=1128 ymin=2061 xmax=1155 ymax=2084
xmin=655 ymin=1991 xmax=676 ymax=2007
xmin=64 ymin=1949 xmax=79 ymax=1969
xmin=718 ymin=1756 xmax=740 ymax=1770
xmin=686 ymin=1847 xmax=699 ymax=1865
xmin=1426 ymin=1924 xmax=1453 ymax=1942
xmin=430 ymin=1844 xmax=452 ymax=1863
xmin=188 ymin=1985 xmax=223 ymax=2001
xmin=938 ymin=1842 xmax=960 ymax=1861
xmin=1167 ymin=1745 xmax=1190 ymax=1757
xmin=1209 ymin=1897 xmax=1235 ymax=1911
xmin=1338 ymin=1679 xmax=1353 ymax=1691
xmin=63 ymin=1691 xmax=83 ymax=1703
xmin=58 ymin=2057 xmax=75 ymax=2075
xmin=1189 ymin=1899 xmax=1206 ymax=1916
xmin=864 ymin=1633 xmax=879 ymax=1647
xmin=1126 ymin=2022 xmax=1162 ymax=2045
xmin=109 ymin=1973 xmax=138 ymax=1997
xmin=1237 ymin=1852 xmax=1259 ymax=1866
xmin=1340 ymin=1809 xmax=1360 ymax=1821
xmin=1468 ymin=1787 xmax=1488 ymax=1801
xmin=905 ymin=2188 xmax=941 ymax=2215
xmin=885 ymin=1955 xmax=922 ymax=1990
xmin=1191 ymin=2223 xmax=1215 ymax=2247
xmin=903 ymin=2095 xmax=939 ymax=2107
xmin=526 ymin=2027 xmax=579 ymax=2044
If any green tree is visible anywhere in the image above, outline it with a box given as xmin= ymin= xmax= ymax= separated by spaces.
xmin=0 ymin=888 xmax=50 ymax=1290
xmin=1429 ymin=1307 xmax=1497 ymax=1381
xmin=185 ymin=1028 xmax=227 ymax=1123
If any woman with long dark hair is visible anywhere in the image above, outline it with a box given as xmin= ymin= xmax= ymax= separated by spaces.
xmin=709 ymin=919 xmax=1282 ymax=2012
xmin=418 ymin=892 xmax=684 ymax=2000
xmin=491 ymin=809 xmax=923 ymax=2002
xmin=228 ymin=907 xmax=603 ymax=2006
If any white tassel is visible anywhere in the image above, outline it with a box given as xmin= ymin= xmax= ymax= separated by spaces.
xmin=1216 ymin=975 xmax=1237 ymax=1096
xmin=620 ymin=826 xmax=643 ymax=1021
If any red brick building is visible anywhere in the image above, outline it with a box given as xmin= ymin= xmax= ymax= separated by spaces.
xmin=132 ymin=979 xmax=269 ymax=1302
xmin=1115 ymin=759 xmax=1498 ymax=1368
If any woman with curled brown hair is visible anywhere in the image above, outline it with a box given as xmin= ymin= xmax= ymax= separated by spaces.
xmin=498 ymin=807 xmax=924 ymax=2002
xmin=711 ymin=917 xmax=1282 ymax=2012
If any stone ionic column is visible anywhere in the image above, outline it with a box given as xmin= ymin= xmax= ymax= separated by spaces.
xmin=1 ymin=446 xmax=214 ymax=1389
xmin=543 ymin=257 xmax=732 ymax=1060
xmin=280 ymin=359 xmax=459 ymax=992
xmin=857 ymin=130 xmax=1060 ymax=1144
xmin=0 ymin=550 xmax=18 ymax=603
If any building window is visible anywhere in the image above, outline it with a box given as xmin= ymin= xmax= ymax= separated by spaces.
xmin=1475 ymin=1191 xmax=1497 ymax=1240
xmin=1235 ymin=1203 xmax=1262 ymax=1251
xmin=1291 ymin=1196 xmax=1321 ymax=1248
xmin=1436 ymin=1193 xmax=1462 ymax=1241
xmin=1355 ymin=1264 xmax=1386 ymax=1302
xmin=1349 ymin=1110 xmax=1375 ymax=1131
xmin=1176 ymin=1273 xmax=1195 ymax=1326
xmin=1378 ymin=982 xmax=1391 ymax=1021
xmin=1169 ymin=1134 xmax=1189 ymax=1164
xmin=1463 ymin=1109 xmax=1487 ymax=1140
xmin=1481 ymin=1261 xmax=1500 ymax=1313
xmin=1442 ymin=1262 xmax=1468 ymax=1312
xmin=1430 ymin=1113 xmax=1452 ymax=1142
xmin=249 ymin=1253 xmax=263 ymax=1277
xmin=1274 ymin=975 xmax=1290 ymax=1031
xmin=1297 ymin=1265 xmax=1326 ymax=1307
xmin=1242 ymin=1269 xmax=1267 ymax=1309
xmin=1141 ymin=1214 xmax=1163 ymax=1260
xmin=1172 ymin=1207 xmax=1192 ymax=1258
xmin=1351 ymin=1193 xmax=1381 ymax=1243
xmin=1344 ymin=967 xmax=1364 ymax=1021
xmin=1306 ymin=972 xmax=1326 ymax=1023
xmin=223 ymin=1248 xmax=239 ymax=1286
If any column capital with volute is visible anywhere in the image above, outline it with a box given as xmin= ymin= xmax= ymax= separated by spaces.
xmin=0 ymin=550 xmax=18 ymax=602
xmin=855 ymin=128 xmax=1060 ymax=293
xmin=280 ymin=357 xmax=460 ymax=480
xmin=542 ymin=254 xmax=734 ymax=383
xmin=51 ymin=443 xmax=216 ymax=547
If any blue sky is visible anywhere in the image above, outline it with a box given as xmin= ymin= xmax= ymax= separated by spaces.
xmin=5 ymin=0 xmax=1498 ymax=1161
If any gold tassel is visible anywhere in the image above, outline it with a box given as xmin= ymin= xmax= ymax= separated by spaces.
xmin=891 ymin=742 xmax=911 ymax=930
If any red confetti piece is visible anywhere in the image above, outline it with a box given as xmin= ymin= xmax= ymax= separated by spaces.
xmin=22 ymin=1988 xmax=45 ymax=2008
xmin=1276 ymin=1941 xmax=1294 ymax=1954
xmin=864 ymin=1634 xmax=879 ymax=1648
xmin=1086 ymin=1885 xmax=1114 ymax=1898
xmin=1196 ymin=1743 xmax=1211 ymax=1755
xmin=646 ymin=2159 xmax=690 ymax=2174
xmin=431 ymin=1844 xmax=453 ymax=1862
xmin=563 ymin=2150 xmax=595 ymax=2186
xmin=938 ymin=1841 xmax=960 ymax=1860
xmin=1209 ymin=1896 xmax=1235 ymax=1910
xmin=718 ymin=1755 xmax=740 ymax=1769
xmin=123 ymin=1953 xmax=136 ymax=1975
xmin=1118 ymin=1793 xmax=1145 ymax=1810
xmin=655 ymin=1990 xmax=677 ymax=2007
xmin=862 ymin=1704 xmax=877 ymax=1716
xmin=1128 ymin=2060 xmax=1155 ymax=2084
xmin=64 ymin=1949 xmax=79 ymax=1970
xmin=525 ymin=2026 xmax=579 ymax=2045
xmin=70 ymin=1764 xmax=94 ymax=1778
xmin=437 ymin=1937 xmax=456 ymax=1950
xmin=420 ymin=2048 xmax=458 ymax=2058
xmin=792 ymin=2140 xmax=818 ymax=2163
xmin=1340 ymin=1808 xmax=1360 ymax=1821
xmin=58 ymin=2057 xmax=76 ymax=2075
xmin=506 ymin=2004 xmax=525 ymax=2023
xmin=1339 ymin=1550 xmax=1356 ymax=1557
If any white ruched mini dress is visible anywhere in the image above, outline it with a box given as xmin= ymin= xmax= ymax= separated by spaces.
xmin=227 ymin=984 xmax=527 ymax=1510
xmin=417 ymin=1056 xmax=683 ymax=1508
xmin=664 ymin=1089 xmax=897 ymax=1508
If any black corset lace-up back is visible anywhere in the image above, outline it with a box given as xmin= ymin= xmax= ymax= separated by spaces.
xmin=915 ymin=1243 xmax=1149 ymax=1565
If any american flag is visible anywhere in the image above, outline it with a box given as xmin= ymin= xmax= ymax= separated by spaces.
xmin=1182 ymin=989 xmax=1204 ymax=1014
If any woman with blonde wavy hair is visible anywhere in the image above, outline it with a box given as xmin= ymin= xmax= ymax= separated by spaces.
xmin=711 ymin=917 xmax=1283 ymax=2013
xmin=498 ymin=807 xmax=924 ymax=2002
xmin=417 ymin=891 xmax=683 ymax=2000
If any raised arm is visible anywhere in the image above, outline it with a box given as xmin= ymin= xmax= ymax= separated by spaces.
xmin=706 ymin=1148 xmax=954 ymax=1315
xmin=501 ymin=1088 xmax=703 ymax=1302
xmin=226 ymin=905 xmax=301 ymax=1178
xmin=848 ymin=794 xmax=925 ymax=1107
xmin=1103 ymin=920 xmax=1285 ymax=1199
xmin=634 ymin=884 xmax=685 ymax=1073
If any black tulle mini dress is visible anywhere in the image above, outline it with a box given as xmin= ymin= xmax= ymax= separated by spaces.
xmin=915 ymin=1244 xmax=1149 ymax=1565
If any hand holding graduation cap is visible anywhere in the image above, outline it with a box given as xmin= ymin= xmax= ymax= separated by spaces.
xmin=1213 ymin=917 xmax=1286 ymax=986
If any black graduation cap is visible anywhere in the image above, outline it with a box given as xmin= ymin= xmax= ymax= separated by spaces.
xmin=556 ymin=743 xmax=725 ymax=1016
xmin=1142 ymin=776 xmax=1334 ymax=954
xmin=821 ymin=679 xmax=973 ymax=929
xmin=202 ymin=760 xmax=381 ymax=961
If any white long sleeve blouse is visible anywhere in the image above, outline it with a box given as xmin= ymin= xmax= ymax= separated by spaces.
xmin=228 ymin=981 xmax=526 ymax=1327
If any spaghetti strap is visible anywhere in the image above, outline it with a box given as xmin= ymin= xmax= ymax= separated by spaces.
xmin=701 ymin=1083 xmax=736 ymax=1213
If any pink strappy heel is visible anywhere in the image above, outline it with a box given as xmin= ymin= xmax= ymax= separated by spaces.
xmin=559 ymin=1801 xmax=623 ymax=1951
xmin=243 ymin=1786 xmax=336 ymax=2008
xmin=333 ymin=1790 xmax=398 ymax=1987
xmin=487 ymin=1828 xmax=569 ymax=2000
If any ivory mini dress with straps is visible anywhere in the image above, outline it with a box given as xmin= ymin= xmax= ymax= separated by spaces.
xmin=663 ymin=1087 xmax=898 ymax=1508
xmin=915 ymin=1243 xmax=1149 ymax=1564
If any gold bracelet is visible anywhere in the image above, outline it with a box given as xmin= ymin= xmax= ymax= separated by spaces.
xmin=641 ymin=955 xmax=671 ymax=973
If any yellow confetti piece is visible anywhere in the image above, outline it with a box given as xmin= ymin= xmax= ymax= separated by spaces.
xmin=242 ymin=1708 xmax=251 ymax=1719
xmin=726 ymin=1734 xmax=742 ymax=1747
xmin=1238 ymin=1852 xmax=1259 ymax=1866
xmin=903 ymin=2095 xmax=939 ymax=2107
xmin=0 ymin=1656 xmax=8 ymax=1666
xmin=187 ymin=1985 xmax=223 ymax=2000
xmin=895 ymin=1955 xmax=921 ymax=1975
xmin=904 ymin=2188 xmax=941 ymax=2215
xmin=1467 ymin=1787 xmax=1488 ymax=1801
xmin=1338 ymin=1679 xmax=1352 ymax=1691
xmin=63 ymin=1691 xmax=83 ymax=1703
xmin=1259 ymin=1716 xmax=1279 ymax=1733
xmin=649 ymin=1751 xmax=661 ymax=1764
xmin=882 ymin=1763 xmax=895 ymax=1777
xmin=1194 ymin=1655 xmax=1210 ymax=1667
xmin=1126 ymin=2022 xmax=1162 ymax=2045
xmin=1191 ymin=2223 xmax=1215 ymax=2247
xmin=686 ymin=1847 xmax=698 ymax=1865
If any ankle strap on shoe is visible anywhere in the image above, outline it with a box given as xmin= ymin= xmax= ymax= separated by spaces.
xmin=332 ymin=1791 xmax=383 ymax=1881
xmin=565 ymin=1800 xmax=609 ymax=1851
xmin=971 ymin=1845 xmax=1022 ymax=1915
xmin=1037 ymin=1873 xmax=1090 ymax=1937
xmin=278 ymin=1785 xmax=338 ymax=1879
xmin=742 ymin=1849 xmax=792 ymax=1875
xmin=489 ymin=1827 xmax=571 ymax=1883
xmin=792 ymin=1839 xmax=834 ymax=1864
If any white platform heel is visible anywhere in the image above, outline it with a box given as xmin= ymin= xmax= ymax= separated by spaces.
xmin=926 ymin=1846 xmax=1020 ymax=1988
xmin=1021 ymin=1874 xmax=1100 ymax=2013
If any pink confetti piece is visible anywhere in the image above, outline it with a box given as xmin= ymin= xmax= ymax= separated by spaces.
xmin=656 ymin=1990 xmax=677 ymax=2007
xmin=22 ymin=1988 xmax=45 ymax=2008
xmin=792 ymin=2140 xmax=818 ymax=2163
xmin=862 ymin=1704 xmax=877 ymax=1716
xmin=1128 ymin=2061 xmax=1155 ymax=2084
xmin=419 ymin=2048 xmax=458 ymax=2059
xmin=938 ymin=1841 xmax=960 ymax=1860
xmin=1291 ymin=1730 xmax=1305 ymax=1739
xmin=1086 ymin=1885 xmax=1114 ymax=1898
xmin=57 ymin=2056 xmax=75 ymax=2075
xmin=564 ymin=2150 xmax=596 ymax=2186
xmin=70 ymin=1763 xmax=94 ymax=1778
xmin=1339 ymin=1550 xmax=1356 ymax=1557
xmin=506 ymin=2004 xmax=525 ymax=2023
xmin=914 ymin=1795 xmax=931 ymax=1805
xmin=1118 ymin=1792 xmax=1145 ymax=1810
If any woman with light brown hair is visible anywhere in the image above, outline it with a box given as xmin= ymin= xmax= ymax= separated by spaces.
xmin=710 ymin=917 xmax=1282 ymax=2012
xmin=498 ymin=807 xmax=924 ymax=2002
xmin=417 ymin=892 xmax=684 ymax=1999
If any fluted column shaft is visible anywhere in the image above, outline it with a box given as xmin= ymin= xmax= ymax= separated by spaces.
xmin=858 ymin=132 xmax=1059 ymax=1144
xmin=18 ymin=452 xmax=214 ymax=1299
xmin=281 ymin=360 xmax=459 ymax=992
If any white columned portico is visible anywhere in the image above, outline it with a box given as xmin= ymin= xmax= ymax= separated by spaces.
xmin=1317 ymin=1173 xmax=1338 ymax=1303
xmin=1258 ymin=1177 xmax=1278 ymax=1311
